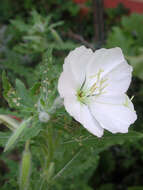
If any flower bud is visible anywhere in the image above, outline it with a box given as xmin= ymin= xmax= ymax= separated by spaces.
xmin=19 ymin=142 xmax=31 ymax=190
xmin=39 ymin=112 xmax=50 ymax=123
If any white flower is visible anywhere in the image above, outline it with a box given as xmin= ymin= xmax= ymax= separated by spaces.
xmin=58 ymin=46 xmax=137 ymax=137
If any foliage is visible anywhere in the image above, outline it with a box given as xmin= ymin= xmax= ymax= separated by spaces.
xmin=106 ymin=13 xmax=143 ymax=80
xmin=1 ymin=3 xmax=143 ymax=190
xmin=0 ymin=47 xmax=142 ymax=190
xmin=11 ymin=10 xmax=76 ymax=55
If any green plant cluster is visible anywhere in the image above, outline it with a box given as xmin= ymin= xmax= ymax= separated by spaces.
xmin=2 ymin=47 xmax=142 ymax=190
xmin=1 ymin=2 xmax=143 ymax=190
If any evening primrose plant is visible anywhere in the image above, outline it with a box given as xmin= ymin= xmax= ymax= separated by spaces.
xmin=0 ymin=47 xmax=141 ymax=190
xmin=11 ymin=10 xmax=76 ymax=56
xmin=58 ymin=46 xmax=137 ymax=137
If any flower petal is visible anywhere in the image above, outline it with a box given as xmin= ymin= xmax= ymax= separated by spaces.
xmin=85 ymin=47 xmax=131 ymax=92
xmin=86 ymin=47 xmax=125 ymax=78
xmin=58 ymin=46 xmax=93 ymax=98
xmin=89 ymin=94 xmax=137 ymax=133
xmin=65 ymin=46 xmax=93 ymax=85
xmin=58 ymin=66 xmax=77 ymax=98
xmin=103 ymin=61 xmax=132 ymax=95
xmin=64 ymin=96 xmax=104 ymax=137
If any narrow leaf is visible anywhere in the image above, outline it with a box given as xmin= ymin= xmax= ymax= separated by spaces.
xmin=0 ymin=114 xmax=19 ymax=131
xmin=4 ymin=118 xmax=31 ymax=152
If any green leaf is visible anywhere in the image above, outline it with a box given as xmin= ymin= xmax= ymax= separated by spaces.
xmin=89 ymin=131 xmax=143 ymax=153
xmin=49 ymin=21 xmax=64 ymax=29
xmin=2 ymin=71 xmax=19 ymax=109
xmin=0 ymin=114 xmax=19 ymax=131
xmin=11 ymin=19 xmax=30 ymax=32
xmin=106 ymin=27 xmax=133 ymax=54
xmin=29 ymin=82 xmax=41 ymax=97
xmin=63 ymin=131 xmax=143 ymax=154
xmin=127 ymin=54 xmax=143 ymax=80
xmin=22 ymin=120 xmax=42 ymax=141
xmin=46 ymin=162 xmax=55 ymax=182
xmin=50 ymin=28 xmax=63 ymax=44
xmin=4 ymin=118 xmax=32 ymax=152
xmin=0 ymin=131 xmax=11 ymax=147
xmin=122 ymin=14 xmax=143 ymax=46
xmin=15 ymin=79 xmax=33 ymax=106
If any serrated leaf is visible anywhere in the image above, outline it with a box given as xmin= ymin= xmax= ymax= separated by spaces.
xmin=15 ymin=79 xmax=34 ymax=106
xmin=2 ymin=71 xmax=20 ymax=109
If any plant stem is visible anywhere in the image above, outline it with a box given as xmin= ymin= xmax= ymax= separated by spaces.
xmin=93 ymin=0 xmax=105 ymax=48
xmin=52 ymin=149 xmax=82 ymax=180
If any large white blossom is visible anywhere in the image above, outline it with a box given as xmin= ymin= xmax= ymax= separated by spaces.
xmin=58 ymin=46 xmax=137 ymax=137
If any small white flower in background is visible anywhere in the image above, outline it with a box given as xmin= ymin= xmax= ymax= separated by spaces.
xmin=39 ymin=111 xmax=50 ymax=123
xmin=58 ymin=46 xmax=137 ymax=137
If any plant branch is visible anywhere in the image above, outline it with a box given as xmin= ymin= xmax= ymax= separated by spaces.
xmin=52 ymin=149 xmax=82 ymax=180
xmin=67 ymin=31 xmax=95 ymax=50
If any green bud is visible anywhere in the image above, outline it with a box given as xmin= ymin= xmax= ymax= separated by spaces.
xmin=19 ymin=141 xmax=31 ymax=190
xmin=39 ymin=111 xmax=50 ymax=123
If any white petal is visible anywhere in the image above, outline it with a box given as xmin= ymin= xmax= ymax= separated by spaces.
xmin=86 ymin=47 xmax=125 ymax=78
xmin=89 ymin=94 xmax=137 ymax=134
xmin=64 ymin=46 xmax=93 ymax=85
xmin=64 ymin=96 xmax=104 ymax=137
xmin=58 ymin=46 xmax=93 ymax=98
xmin=85 ymin=47 xmax=130 ymax=91
xmin=58 ymin=66 xmax=77 ymax=98
xmin=104 ymin=61 xmax=132 ymax=95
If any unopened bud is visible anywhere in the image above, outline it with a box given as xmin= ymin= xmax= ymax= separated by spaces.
xmin=19 ymin=141 xmax=31 ymax=190
xmin=39 ymin=112 xmax=50 ymax=123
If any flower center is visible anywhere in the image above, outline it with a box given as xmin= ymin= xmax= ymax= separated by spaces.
xmin=77 ymin=89 xmax=88 ymax=104
xmin=76 ymin=69 xmax=108 ymax=104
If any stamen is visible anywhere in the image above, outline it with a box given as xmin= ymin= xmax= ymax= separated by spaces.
xmin=123 ymin=96 xmax=130 ymax=107
xmin=131 ymin=96 xmax=134 ymax=101
xmin=76 ymin=69 xmax=108 ymax=104
xmin=89 ymin=69 xmax=108 ymax=96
